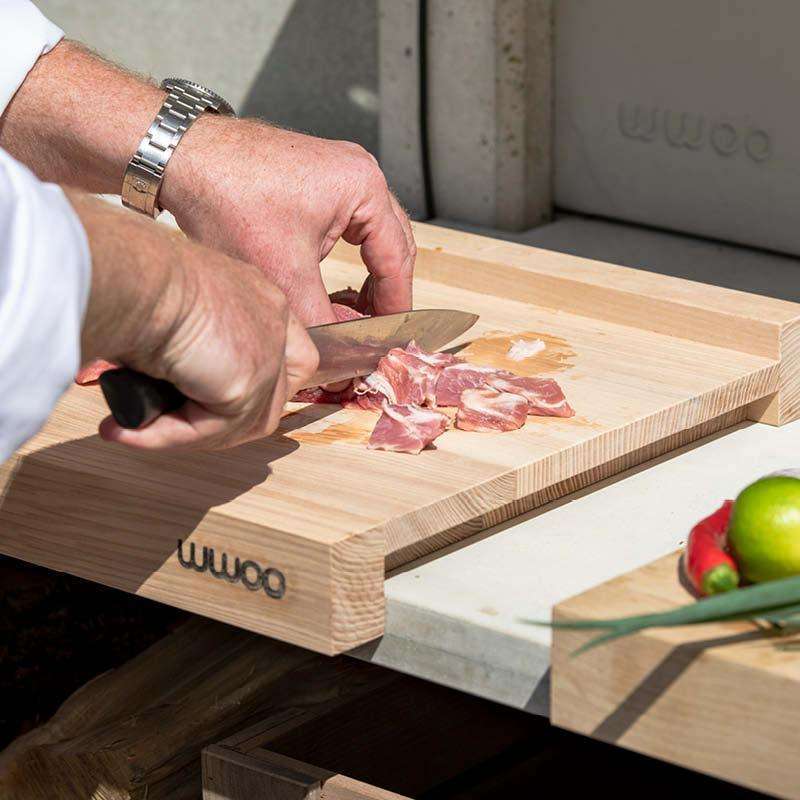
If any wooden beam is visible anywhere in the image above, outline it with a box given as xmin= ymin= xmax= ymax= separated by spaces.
xmin=205 ymin=658 xmax=542 ymax=799
xmin=0 ymin=618 xmax=391 ymax=800
xmin=203 ymin=746 xmax=409 ymax=800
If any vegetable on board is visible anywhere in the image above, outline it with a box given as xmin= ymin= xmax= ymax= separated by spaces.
xmin=684 ymin=500 xmax=739 ymax=596
xmin=528 ymin=572 xmax=800 ymax=655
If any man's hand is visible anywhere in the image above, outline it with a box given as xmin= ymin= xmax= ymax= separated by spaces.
xmin=162 ymin=118 xmax=416 ymax=326
xmin=71 ymin=192 xmax=318 ymax=450
xmin=0 ymin=41 xmax=416 ymax=327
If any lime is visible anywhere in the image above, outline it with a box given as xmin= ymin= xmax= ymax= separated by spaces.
xmin=728 ymin=473 xmax=800 ymax=583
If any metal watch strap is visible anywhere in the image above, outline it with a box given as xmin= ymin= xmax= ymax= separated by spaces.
xmin=122 ymin=79 xmax=234 ymax=217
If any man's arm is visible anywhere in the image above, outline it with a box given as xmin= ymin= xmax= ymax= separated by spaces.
xmin=0 ymin=40 xmax=164 ymax=197
xmin=0 ymin=146 xmax=316 ymax=457
xmin=68 ymin=190 xmax=318 ymax=451
xmin=0 ymin=36 xmax=415 ymax=326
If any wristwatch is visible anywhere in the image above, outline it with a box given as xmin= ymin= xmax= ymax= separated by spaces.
xmin=121 ymin=78 xmax=235 ymax=218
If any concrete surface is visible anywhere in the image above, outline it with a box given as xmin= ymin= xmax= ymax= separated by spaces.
xmin=38 ymin=0 xmax=379 ymax=154
xmin=427 ymin=0 xmax=552 ymax=229
xmin=555 ymin=0 xmax=800 ymax=257
xmin=378 ymin=0 xmax=427 ymax=218
xmin=434 ymin=213 xmax=800 ymax=302
xmin=354 ymin=421 xmax=800 ymax=715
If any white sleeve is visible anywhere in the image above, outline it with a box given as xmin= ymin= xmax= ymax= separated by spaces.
xmin=0 ymin=149 xmax=91 ymax=461
xmin=0 ymin=1 xmax=64 ymax=113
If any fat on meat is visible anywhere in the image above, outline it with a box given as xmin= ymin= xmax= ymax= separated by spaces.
xmin=488 ymin=375 xmax=575 ymax=417
xmin=455 ymin=387 xmax=528 ymax=432
xmin=368 ymin=403 xmax=450 ymax=454
xmin=434 ymin=363 xmax=509 ymax=406
xmin=343 ymin=341 xmax=441 ymax=410
xmin=405 ymin=340 xmax=461 ymax=368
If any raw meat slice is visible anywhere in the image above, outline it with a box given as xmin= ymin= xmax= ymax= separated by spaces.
xmin=343 ymin=342 xmax=442 ymax=410
xmin=379 ymin=347 xmax=441 ymax=406
xmin=455 ymin=388 xmax=528 ymax=432
xmin=331 ymin=302 xmax=365 ymax=322
xmin=291 ymin=386 xmax=347 ymax=404
xmin=405 ymin=340 xmax=461 ymax=368
xmin=328 ymin=287 xmax=361 ymax=310
xmin=487 ymin=375 xmax=575 ymax=417
xmin=342 ymin=372 xmax=396 ymax=411
xmin=368 ymin=403 xmax=450 ymax=454
xmin=75 ymin=359 xmax=118 ymax=385
xmin=330 ymin=277 xmax=372 ymax=316
xmin=434 ymin=363 xmax=509 ymax=406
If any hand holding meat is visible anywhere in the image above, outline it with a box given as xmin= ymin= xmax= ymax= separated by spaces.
xmin=2 ymin=40 xmax=415 ymax=329
xmin=73 ymin=193 xmax=318 ymax=451
xmin=160 ymin=115 xmax=416 ymax=325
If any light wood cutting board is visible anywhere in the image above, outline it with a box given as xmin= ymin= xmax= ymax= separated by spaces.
xmin=551 ymin=551 xmax=800 ymax=799
xmin=0 ymin=223 xmax=797 ymax=654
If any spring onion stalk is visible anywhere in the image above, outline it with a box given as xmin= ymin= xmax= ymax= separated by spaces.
xmin=524 ymin=574 xmax=800 ymax=654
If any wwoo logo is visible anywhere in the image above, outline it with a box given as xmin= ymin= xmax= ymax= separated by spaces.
xmin=176 ymin=539 xmax=286 ymax=599
xmin=618 ymin=102 xmax=771 ymax=163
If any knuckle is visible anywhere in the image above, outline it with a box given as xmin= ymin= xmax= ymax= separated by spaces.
xmin=343 ymin=144 xmax=385 ymax=186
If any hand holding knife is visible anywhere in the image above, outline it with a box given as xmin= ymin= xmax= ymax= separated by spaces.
xmin=100 ymin=309 xmax=478 ymax=429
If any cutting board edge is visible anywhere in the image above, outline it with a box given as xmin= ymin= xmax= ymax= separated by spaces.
xmin=550 ymin=550 xmax=800 ymax=799
xmin=381 ymin=358 xmax=776 ymax=568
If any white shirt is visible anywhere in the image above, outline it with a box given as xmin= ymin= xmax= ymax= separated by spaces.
xmin=0 ymin=1 xmax=91 ymax=461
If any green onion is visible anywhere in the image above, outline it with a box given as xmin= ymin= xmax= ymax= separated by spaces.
xmin=523 ymin=574 xmax=800 ymax=654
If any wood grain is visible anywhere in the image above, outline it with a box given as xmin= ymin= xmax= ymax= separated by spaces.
xmin=0 ymin=224 xmax=796 ymax=653
xmin=551 ymin=551 xmax=800 ymax=799
xmin=335 ymin=222 xmax=800 ymax=424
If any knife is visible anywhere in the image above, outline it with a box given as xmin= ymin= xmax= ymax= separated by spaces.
xmin=99 ymin=308 xmax=479 ymax=429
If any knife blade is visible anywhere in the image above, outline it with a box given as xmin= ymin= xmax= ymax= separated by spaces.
xmin=303 ymin=308 xmax=478 ymax=387
xmin=99 ymin=308 xmax=479 ymax=429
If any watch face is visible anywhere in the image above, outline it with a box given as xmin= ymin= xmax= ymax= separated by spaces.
xmin=161 ymin=78 xmax=235 ymax=116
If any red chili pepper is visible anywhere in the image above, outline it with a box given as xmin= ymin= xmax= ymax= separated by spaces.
xmin=684 ymin=500 xmax=740 ymax=595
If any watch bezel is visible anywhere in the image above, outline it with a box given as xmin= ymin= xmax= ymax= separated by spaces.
xmin=160 ymin=78 xmax=235 ymax=116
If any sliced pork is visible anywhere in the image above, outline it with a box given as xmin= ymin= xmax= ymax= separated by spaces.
xmin=292 ymin=386 xmax=349 ymax=404
xmin=341 ymin=342 xmax=441 ymax=410
xmin=331 ymin=302 xmax=365 ymax=322
xmin=434 ymin=363 xmax=509 ymax=406
xmin=488 ymin=375 xmax=575 ymax=417
xmin=405 ymin=340 xmax=461 ymax=368
xmin=367 ymin=403 xmax=450 ymax=454
xmin=343 ymin=373 xmax=395 ymax=411
xmin=455 ymin=388 xmax=529 ymax=432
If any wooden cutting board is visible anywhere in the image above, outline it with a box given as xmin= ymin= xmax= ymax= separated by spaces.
xmin=0 ymin=223 xmax=797 ymax=654
xmin=551 ymin=551 xmax=800 ymax=799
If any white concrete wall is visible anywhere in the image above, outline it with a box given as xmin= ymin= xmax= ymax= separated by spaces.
xmin=37 ymin=0 xmax=379 ymax=154
xmin=555 ymin=0 xmax=800 ymax=257
xmin=426 ymin=0 xmax=552 ymax=230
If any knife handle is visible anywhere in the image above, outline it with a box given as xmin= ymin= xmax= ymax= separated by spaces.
xmin=99 ymin=368 xmax=187 ymax=429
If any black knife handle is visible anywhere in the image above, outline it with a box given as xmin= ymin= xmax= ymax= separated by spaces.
xmin=99 ymin=368 xmax=187 ymax=429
